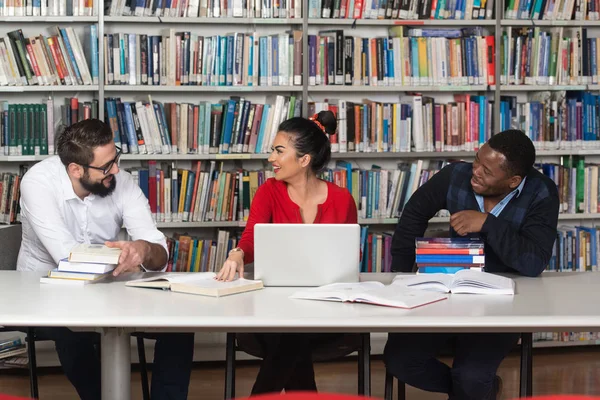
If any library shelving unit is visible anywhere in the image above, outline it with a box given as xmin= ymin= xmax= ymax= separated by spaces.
xmin=0 ymin=0 xmax=599 ymax=353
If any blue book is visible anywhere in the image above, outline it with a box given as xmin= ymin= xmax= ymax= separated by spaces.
xmin=416 ymin=255 xmax=485 ymax=264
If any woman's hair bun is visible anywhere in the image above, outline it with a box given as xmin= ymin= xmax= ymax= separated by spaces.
xmin=316 ymin=110 xmax=337 ymax=135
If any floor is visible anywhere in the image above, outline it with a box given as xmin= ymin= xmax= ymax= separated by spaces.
xmin=0 ymin=348 xmax=599 ymax=399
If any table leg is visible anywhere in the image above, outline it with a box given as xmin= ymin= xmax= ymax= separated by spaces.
xmin=101 ymin=328 xmax=131 ymax=400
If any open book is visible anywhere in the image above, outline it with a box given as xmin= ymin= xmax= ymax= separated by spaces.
xmin=393 ymin=269 xmax=515 ymax=295
xmin=125 ymin=272 xmax=264 ymax=297
xmin=290 ymin=282 xmax=448 ymax=309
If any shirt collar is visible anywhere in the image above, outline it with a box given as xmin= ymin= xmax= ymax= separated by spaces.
xmin=59 ymin=163 xmax=80 ymax=201
xmin=514 ymin=176 xmax=527 ymax=197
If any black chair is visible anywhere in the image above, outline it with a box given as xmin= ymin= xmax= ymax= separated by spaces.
xmin=383 ymin=332 xmax=534 ymax=400
xmin=0 ymin=327 xmax=150 ymax=400
xmin=224 ymin=332 xmax=371 ymax=400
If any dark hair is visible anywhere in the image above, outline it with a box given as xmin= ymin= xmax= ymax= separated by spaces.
xmin=277 ymin=110 xmax=337 ymax=173
xmin=487 ymin=129 xmax=536 ymax=178
xmin=57 ymin=119 xmax=114 ymax=167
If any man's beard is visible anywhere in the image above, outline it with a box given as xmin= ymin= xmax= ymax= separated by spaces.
xmin=80 ymin=171 xmax=117 ymax=198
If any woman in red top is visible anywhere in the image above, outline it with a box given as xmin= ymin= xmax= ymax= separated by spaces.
xmin=216 ymin=110 xmax=358 ymax=394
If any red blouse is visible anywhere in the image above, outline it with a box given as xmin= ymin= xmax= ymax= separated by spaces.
xmin=237 ymin=178 xmax=358 ymax=264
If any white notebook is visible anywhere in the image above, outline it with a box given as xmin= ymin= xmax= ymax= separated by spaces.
xmin=290 ymin=282 xmax=448 ymax=309
xmin=392 ymin=270 xmax=515 ymax=295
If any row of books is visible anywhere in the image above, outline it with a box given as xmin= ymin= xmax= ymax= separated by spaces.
xmin=0 ymin=337 xmax=27 ymax=368
xmin=10 ymin=91 xmax=600 ymax=158
xmin=166 ymin=230 xmax=239 ymax=272
xmin=505 ymin=0 xmax=599 ymax=20
xmin=105 ymin=0 xmax=302 ymax=17
xmin=549 ymin=226 xmax=600 ymax=272
xmin=0 ymin=0 xmax=95 ymax=16
xmin=0 ymin=97 xmax=98 ymax=156
xmin=105 ymin=95 xmax=490 ymax=155
xmin=533 ymin=332 xmax=600 ymax=342
xmin=500 ymin=27 xmax=595 ymax=86
xmin=0 ymin=27 xmax=97 ymax=87
xmin=500 ymin=92 xmax=600 ymax=150
xmin=0 ymin=167 xmax=26 ymax=225
xmin=103 ymin=30 xmax=302 ymax=87
xmin=127 ymin=160 xmax=453 ymax=224
xmin=309 ymin=28 xmax=495 ymax=87
xmin=106 ymin=94 xmax=298 ymax=155
xmin=309 ymin=0 xmax=495 ymax=19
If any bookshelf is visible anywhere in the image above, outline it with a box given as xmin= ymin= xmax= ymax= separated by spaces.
xmin=0 ymin=0 xmax=599 ymax=352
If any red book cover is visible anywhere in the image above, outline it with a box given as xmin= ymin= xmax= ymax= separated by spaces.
xmin=485 ymin=36 xmax=495 ymax=85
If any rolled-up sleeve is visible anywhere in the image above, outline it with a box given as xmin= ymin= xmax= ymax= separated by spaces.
xmin=120 ymin=172 xmax=168 ymax=271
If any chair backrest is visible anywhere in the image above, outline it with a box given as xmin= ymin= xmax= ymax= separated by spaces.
xmin=0 ymin=225 xmax=21 ymax=271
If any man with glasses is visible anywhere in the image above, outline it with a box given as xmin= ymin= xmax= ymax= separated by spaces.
xmin=16 ymin=119 xmax=194 ymax=400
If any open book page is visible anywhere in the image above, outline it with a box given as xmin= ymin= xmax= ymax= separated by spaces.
xmin=125 ymin=272 xmax=217 ymax=288
xmin=290 ymin=282 xmax=385 ymax=302
xmin=126 ymin=272 xmax=263 ymax=296
xmin=351 ymin=286 xmax=449 ymax=309
xmin=392 ymin=270 xmax=515 ymax=295
xmin=450 ymin=270 xmax=515 ymax=295
xmin=391 ymin=274 xmax=455 ymax=293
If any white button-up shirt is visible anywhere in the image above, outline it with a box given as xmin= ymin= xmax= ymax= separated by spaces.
xmin=17 ymin=156 xmax=167 ymax=272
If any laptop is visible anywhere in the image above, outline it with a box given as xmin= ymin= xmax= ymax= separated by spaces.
xmin=253 ymin=223 xmax=361 ymax=287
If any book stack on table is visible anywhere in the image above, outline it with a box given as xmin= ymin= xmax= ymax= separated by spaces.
xmin=40 ymin=244 xmax=120 ymax=285
xmin=415 ymin=238 xmax=485 ymax=274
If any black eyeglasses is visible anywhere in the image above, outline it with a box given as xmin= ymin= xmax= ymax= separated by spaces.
xmin=82 ymin=146 xmax=122 ymax=175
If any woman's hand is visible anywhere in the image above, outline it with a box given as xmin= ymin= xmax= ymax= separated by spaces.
xmin=216 ymin=253 xmax=244 ymax=282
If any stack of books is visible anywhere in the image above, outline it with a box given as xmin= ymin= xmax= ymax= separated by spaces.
xmin=415 ymin=237 xmax=485 ymax=274
xmin=0 ymin=336 xmax=27 ymax=369
xmin=40 ymin=244 xmax=121 ymax=285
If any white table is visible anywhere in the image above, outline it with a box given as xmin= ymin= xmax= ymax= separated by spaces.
xmin=2 ymin=271 xmax=600 ymax=400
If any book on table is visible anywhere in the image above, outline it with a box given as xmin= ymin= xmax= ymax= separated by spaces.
xmin=125 ymin=272 xmax=264 ymax=297
xmin=68 ymin=243 xmax=121 ymax=265
xmin=290 ymin=281 xmax=448 ymax=309
xmin=393 ymin=269 xmax=515 ymax=295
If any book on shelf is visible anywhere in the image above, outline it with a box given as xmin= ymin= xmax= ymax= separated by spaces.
xmin=309 ymin=0 xmax=495 ymax=20
xmin=103 ymin=30 xmax=303 ymax=87
xmin=0 ymin=26 xmax=98 ymax=87
xmin=392 ymin=269 xmax=516 ymax=295
xmin=105 ymin=0 xmax=302 ymax=18
xmin=0 ymin=165 xmax=28 ymax=225
xmin=68 ymin=244 xmax=122 ymax=265
xmin=125 ymin=272 xmax=264 ymax=297
xmin=290 ymin=281 xmax=448 ymax=309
